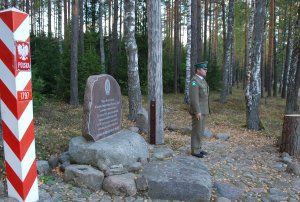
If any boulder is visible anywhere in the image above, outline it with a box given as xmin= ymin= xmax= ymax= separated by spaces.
xmin=140 ymin=156 xmax=212 ymax=201
xmin=136 ymin=108 xmax=148 ymax=133
xmin=69 ymin=129 xmax=149 ymax=171
xmin=64 ymin=164 xmax=104 ymax=191
xmin=102 ymin=173 xmax=137 ymax=196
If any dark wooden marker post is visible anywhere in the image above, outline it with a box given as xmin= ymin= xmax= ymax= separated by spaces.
xmin=150 ymin=100 xmax=156 ymax=144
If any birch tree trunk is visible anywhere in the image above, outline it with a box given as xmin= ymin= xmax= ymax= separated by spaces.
xmin=124 ymin=0 xmax=142 ymax=121
xmin=245 ymin=0 xmax=267 ymax=130
xmin=147 ymin=0 xmax=164 ymax=144
xmin=285 ymin=5 xmax=300 ymax=114
xmin=70 ymin=0 xmax=79 ymax=106
xmin=184 ymin=0 xmax=192 ymax=104
xmin=245 ymin=0 xmax=255 ymax=94
xmin=99 ymin=0 xmax=106 ymax=68
xmin=220 ymin=0 xmax=234 ymax=103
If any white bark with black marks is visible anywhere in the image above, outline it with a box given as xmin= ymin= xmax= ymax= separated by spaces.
xmin=124 ymin=0 xmax=142 ymax=121
xmin=184 ymin=0 xmax=191 ymax=104
xmin=245 ymin=0 xmax=267 ymax=130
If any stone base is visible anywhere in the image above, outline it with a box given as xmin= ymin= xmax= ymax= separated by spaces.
xmin=68 ymin=129 xmax=149 ymax=171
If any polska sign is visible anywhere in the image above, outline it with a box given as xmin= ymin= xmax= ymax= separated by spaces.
xmin=15 ymin=41 xmax=31 ymax=71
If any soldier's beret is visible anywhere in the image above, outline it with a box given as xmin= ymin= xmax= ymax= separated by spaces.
xmin=194 ymin=61 xmax=208 ymax=70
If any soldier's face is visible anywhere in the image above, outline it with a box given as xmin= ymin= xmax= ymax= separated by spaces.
xmin=197 ymin=68 xmax=207 ymax=77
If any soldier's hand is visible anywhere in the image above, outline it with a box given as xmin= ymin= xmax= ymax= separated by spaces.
xmin=196 ymin=113 xmax=202 ymax=120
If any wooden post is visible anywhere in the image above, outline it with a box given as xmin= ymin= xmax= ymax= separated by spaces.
xmin=150 ymin=100 xmax=156 ymax=144
xmin=280 ymin=114 xmax=300 ymax=156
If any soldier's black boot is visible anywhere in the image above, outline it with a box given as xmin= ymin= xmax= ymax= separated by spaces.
xmin=192 ymin=153 xmax=204 ymax=158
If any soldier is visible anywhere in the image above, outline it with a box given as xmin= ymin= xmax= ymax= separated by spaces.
xmin=189 ymin=61 xmax=209 ymax=158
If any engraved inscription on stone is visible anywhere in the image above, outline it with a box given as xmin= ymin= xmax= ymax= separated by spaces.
xmin=83 ymin=74 xmax=122 ymax=141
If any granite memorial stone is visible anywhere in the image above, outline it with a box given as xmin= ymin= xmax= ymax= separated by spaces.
xmin=83 ymin=74 xmax=122 ymax=141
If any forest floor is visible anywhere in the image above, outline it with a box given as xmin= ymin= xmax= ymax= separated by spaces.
xmin=0 ymin=87 xmax=300 ymax=201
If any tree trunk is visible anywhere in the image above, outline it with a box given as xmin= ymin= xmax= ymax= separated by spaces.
xmin=245 ymin=0 xmax=266 ymax=130
xmin=243 ymin=0 xmax=249 ymax=89
xmin=79 ymin=0 xmax=84 ymax=55
xmin=173 ymin=0 xmax=180 ymax=93
xmin=109 ymin=0 xmax=112 ymax=36
xmin=99 ymin=0 xmax=106 ymax=68
xmin=26 ymin=0 xmax=29 ymax=14
xmin=213 ymin=1 xmax=219 ymax=62
xmin=221 ymin=0 xmax=226 ymax=57
xmin=281 ymin=14 xmax=292 ymax=99
xmin=110 ymin=0 xmax=119 ymax=77
xmin=91 ymin=0 xmax=96 ymax=31
xmin=124 ymin=0 xmax=142 ymax=121
xmin=191 ymin=0 xmax=198 ymax=75
xmin=184 ymin=0 xmax=192 ymax=104
xmin=48 ymin=0 xmax=52 ymax=36
xmin=285 ymin=5 xmax=300 ymax=114
xmin=204 ymin=0 xmax=208 ymax=60
xmin=57 ymin=0 xmax=63 ymax=53
xmin=147 ymin=0 xmax=164 ymax=144
xmin=197 ymin=0 xmax=202 ymax=61
xmin=119 ymin=0 xmax=123 ymax=38
xmin=280 ymin=115 xmax=300 ymax=156
xmin=70 ymin=0 xmax=79 ymax=106
xmin=267 ymin=0 xmax=275 ymax=97
xmin=64 ymin=0 xmax=68 ymax=39
xmin=220 ymin=0 xmax=234 ymax=103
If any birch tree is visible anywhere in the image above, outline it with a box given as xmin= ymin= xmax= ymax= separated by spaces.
xmin=184 ymin=0 xmax=192 ymax=104
xmin=245 ymin=0 xmax=267 ymax=130
xmin=124 ymin=0 xmax=142 ymax=121
xmin=147 ymin=0 xmax=164 ymax=144
xmin=220 ymin=0 xmax=234 ymax=103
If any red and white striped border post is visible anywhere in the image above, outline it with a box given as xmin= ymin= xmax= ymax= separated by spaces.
xmin=0 ymin=8 xmax=39 ymax=202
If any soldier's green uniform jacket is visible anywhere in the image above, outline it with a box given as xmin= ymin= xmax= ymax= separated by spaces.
xmin=189 ymin=75 xmax=209 ymax=115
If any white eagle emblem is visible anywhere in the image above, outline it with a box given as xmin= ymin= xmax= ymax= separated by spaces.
xmin=17 ymin=43 xmax=29 ymax=61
